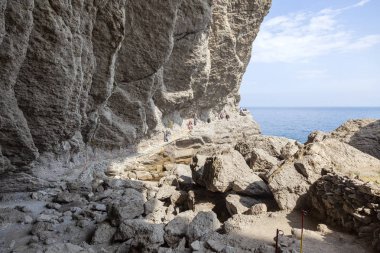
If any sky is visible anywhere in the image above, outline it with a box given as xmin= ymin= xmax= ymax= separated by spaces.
xmin=240 ymin=0 xmax=380 ymax=107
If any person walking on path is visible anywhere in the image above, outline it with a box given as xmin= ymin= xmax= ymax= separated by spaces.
xmin=239 ymin=107 xmax=246 ymax=116
xmin=165 ymin=129 xmax=171 ymax=142
xmin=193 ymin=113 xmax=197 ymax=126
xmin=219 ymin=111 xmax=224 ymax=120
xmin=187 ymin=120 xmax=193 ymax=132
xmin=164 ymin=131 xmax=168 ymax=142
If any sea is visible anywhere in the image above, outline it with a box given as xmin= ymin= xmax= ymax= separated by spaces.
xmin=247 ymin=107 xmax=380 ymax=143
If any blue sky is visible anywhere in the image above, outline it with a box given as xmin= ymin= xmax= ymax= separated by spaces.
xmin=240 ymin=0 xmax=380 ymax=107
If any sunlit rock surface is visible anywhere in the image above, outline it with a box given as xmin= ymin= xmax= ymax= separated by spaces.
xmin=0 ymin=0 xmax=271 ymax=172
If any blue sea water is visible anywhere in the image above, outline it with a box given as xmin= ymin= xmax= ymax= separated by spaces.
xmin=247 ymin=107 xmax=380 ymax=143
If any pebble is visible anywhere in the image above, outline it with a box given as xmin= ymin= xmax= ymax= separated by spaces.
xmin=44 ymin=238 xmax=57 ymax=245
xmin=24 ymin=215 xmax=34 ymax=224
xmin=46 ymin=202 xmax=62 ymax=210
xmin=191 ymin=241 xmax=202 ymax=251
xmin=92 ymin=203 xmax=107 ymax=212
xmin=9 ymin=240 xmax=15 ymax=249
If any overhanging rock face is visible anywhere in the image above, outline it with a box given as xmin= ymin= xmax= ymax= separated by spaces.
xmin=0 ymin=0 xmax=271 ymax=172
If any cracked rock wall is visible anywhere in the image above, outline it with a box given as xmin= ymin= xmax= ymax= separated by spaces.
xmin=0 ymin=0 xmax=271 ymax=172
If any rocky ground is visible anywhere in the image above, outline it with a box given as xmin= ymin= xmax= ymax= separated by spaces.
xmin=0 ymin=114 xmax=379 ymax=253
xmin=2 ymin=1 xmax=378 ymax=252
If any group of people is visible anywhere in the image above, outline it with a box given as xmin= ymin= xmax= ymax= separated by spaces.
xmin=218 ymin=110 xmax=230 ymax=120
xmin=239 ymin=107 xmax=247 ymax=116
xmin=163 ymin=114 xmax=197 ymax=142
xmin=163 ymin=109 xmax=239 ymax=142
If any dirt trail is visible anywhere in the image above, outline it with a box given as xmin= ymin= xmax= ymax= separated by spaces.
xmin=225 ymin=211 xmax=371 ymax=253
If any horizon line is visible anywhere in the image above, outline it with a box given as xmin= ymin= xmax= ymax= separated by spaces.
xmin=241 ymin=106 xmax=380 ymax=108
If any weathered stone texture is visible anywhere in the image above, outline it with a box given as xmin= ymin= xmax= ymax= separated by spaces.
xmin=191 ymin=147 xmax=271 ymax=196
xmin=0 ymin=0 xmax=37 ymax=171
xmin=309 ymin=173 xmax=380 ymax=251
xmin=308 ymin=119 xmax=380 ymax=160
xmin=267 ymin=138 xmax=380 ymax=210
xmin=0 ymin=0 xmax=271 ymax=172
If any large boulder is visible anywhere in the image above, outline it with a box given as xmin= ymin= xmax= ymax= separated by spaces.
xmin=0 ymin=208 xmax=28 ymax=226
xmin=91 ymin=222 xmax=116 ymax=244
xmin=144 ymin=198 xmax=167 ymax=223
xmin=190 ymin=154 xmax=209 ymax=187
xmin=108 ymin=188 xmax=145 ymax=225
xmin=231 ymin=177 xmax=271 ymax=197
xmin=156 ymin=185 xmax=177 ymax=200
xmin=115 ymin=219 xmax=165 ymax=250
xmin=235 ymin=135 xmax=302 ymax=176
xmin=246 ymin=203 xmax=267 ymax=215
xmin=187 ymin=211 xmax=221 ymax=243
xmin=164 ymin=210 xmax=196 ymax=247
xmin=235 ymin=135 xmax=302 ymax=161
xmin=225 ymin=194 xmax=259 ymax=215
xmin=268 ymin=138 xmax=380 ymax=210
xmin=191 ymin=148 xmax=270 ymax=197
xmin=173 ymin=164 xmax=194 ymax=188
xmin=248 ymin=148 xmax=278 ymax=175
xmin=308 ymin=119 xmax=380 ymax=160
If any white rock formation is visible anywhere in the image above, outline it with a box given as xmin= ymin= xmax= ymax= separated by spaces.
xmin=192 ymin=148 xmax=271 ymax=197
xmin=268 ymin=138 xmax=380 ymax=210
xmin=308 ymin=119 xmax=380 ymax=160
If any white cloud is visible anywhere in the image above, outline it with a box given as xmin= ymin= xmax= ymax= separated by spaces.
xmin=253 ymin=0 xmax=380 ymax=63
xmin=296 ymin=69 xmax=328 ymax=80
xmin=344 ymin=35 xmax=380 ymax=50
xmin=353 ymin=0 xmax=370 ymax=7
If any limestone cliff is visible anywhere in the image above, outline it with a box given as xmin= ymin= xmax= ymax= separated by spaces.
xmin=0 ymin=0 xmax=271 ymax=172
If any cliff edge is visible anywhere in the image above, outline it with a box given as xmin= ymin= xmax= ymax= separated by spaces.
xmin=0 ymin=0 xmax=271 ymax=173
